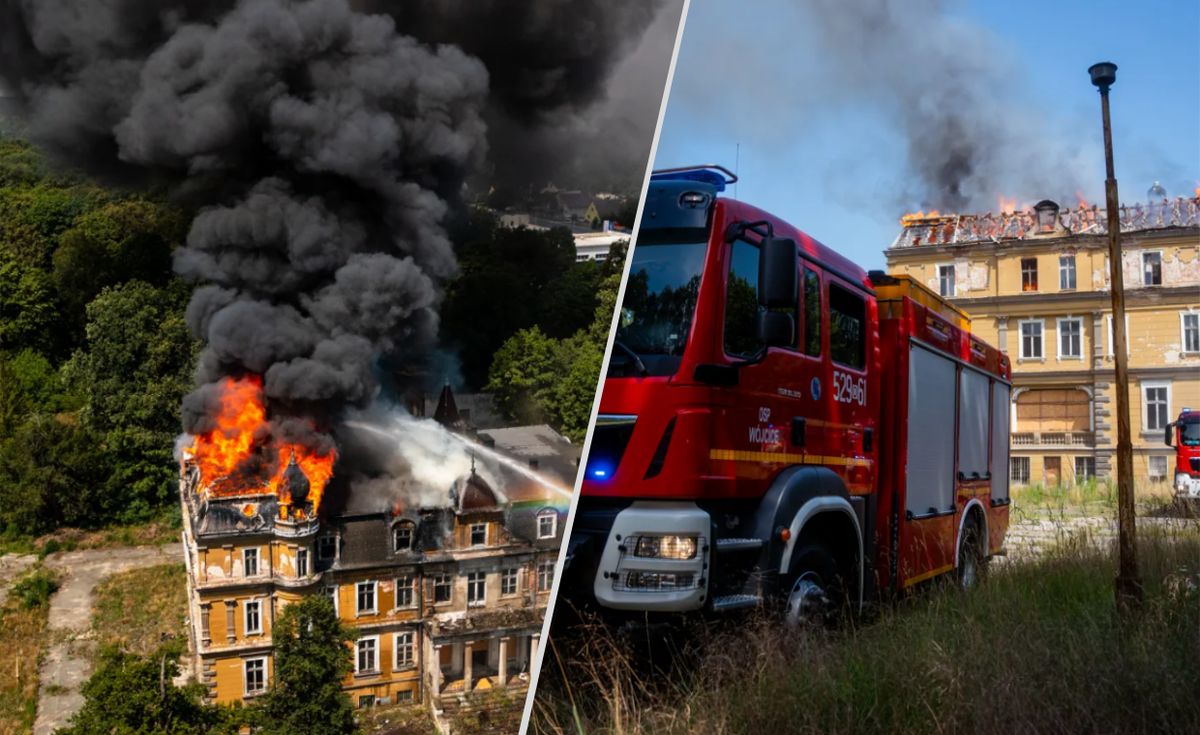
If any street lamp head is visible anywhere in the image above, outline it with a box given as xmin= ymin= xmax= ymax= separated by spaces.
xmin=1089 ymin=62 xmax=1117 ymax=92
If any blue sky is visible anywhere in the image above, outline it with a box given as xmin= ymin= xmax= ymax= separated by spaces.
xmin=653 ymin=0 xmax=1199 ymax=270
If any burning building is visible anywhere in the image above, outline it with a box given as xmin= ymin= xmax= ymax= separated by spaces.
xmin=887 ymin=194 xmax=1200 ymax=487
xmin=178 ymin=379 xmax=568 ymax=727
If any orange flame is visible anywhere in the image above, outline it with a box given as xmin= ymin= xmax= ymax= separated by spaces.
xmin=1074 ymin=191 xmax=1092 ymax=210
xmin=998 ymin=195 xmax=1019 ymax=214
xmin=189 ymin=376 xmax=335 ymax=514
xmin=899 ymin=209 xmax=941 ymax=227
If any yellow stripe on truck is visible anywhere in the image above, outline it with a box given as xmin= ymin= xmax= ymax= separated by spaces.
xmin=708 ymin=449 xmax=873 ymax=468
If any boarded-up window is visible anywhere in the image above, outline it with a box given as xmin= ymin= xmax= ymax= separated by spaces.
xmin=1015 ymin=389 xmax=1089 ymax=432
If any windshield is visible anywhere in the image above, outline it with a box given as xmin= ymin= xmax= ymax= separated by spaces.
xmin=1182 ymin=420 xmax=1200 ymax=447
xmin=611 ymin=228 xmax=708 ymax=377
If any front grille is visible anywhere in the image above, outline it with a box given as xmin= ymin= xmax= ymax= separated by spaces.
xmin=584 ymin=416 xmax=636 ymax=480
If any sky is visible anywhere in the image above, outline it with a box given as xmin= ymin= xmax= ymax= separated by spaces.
xmin=653 ymin=0 xmax=1200 ymax=270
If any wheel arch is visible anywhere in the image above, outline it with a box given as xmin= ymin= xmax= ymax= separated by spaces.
xmin=954 ymin=498 xmax=988 ymax=568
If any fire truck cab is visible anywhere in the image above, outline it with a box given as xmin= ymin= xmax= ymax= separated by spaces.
xmin=1164 ymin=409 xmax=1200 ymax=502
xmin=563 ymin=166 xmax=1011 ymax=619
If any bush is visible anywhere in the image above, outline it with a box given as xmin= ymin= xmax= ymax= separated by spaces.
xmin=10 ymin=567 xmax=60 ymax=609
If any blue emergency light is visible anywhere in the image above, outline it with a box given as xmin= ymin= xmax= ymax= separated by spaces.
xmin=650 ymin=164 xmax=738 ymax=192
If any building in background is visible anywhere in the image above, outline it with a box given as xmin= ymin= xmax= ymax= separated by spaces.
xmin=886 ymin=195 xmax=1200 ymax=488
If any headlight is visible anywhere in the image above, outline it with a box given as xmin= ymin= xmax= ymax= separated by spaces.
xmin=634 ymin=534 xmax=697 ymax=560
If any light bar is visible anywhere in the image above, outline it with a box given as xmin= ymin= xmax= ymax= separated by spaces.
xmin=650 ymin=164 xmax=737 ymax=192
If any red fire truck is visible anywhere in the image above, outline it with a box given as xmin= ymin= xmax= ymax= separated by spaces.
xmin=563 ymin=166 xmax=1011 ymax=620
xmin=1164 ymin=409 xmax=1200 ymax=507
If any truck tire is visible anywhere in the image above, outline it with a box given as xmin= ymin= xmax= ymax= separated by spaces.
xmin=783 ymin=542 xmax=847 ymax=627
xmin=957 ymin=519 xmax=985 ymax=591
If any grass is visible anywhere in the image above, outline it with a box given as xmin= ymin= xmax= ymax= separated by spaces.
xmin=90 ymin=564 xmax=188 ymax=658
xmin=532 ymin=527 xmax=1200 ymax=735
xmin=358 ymin=702 xmax=437 ymax=735
xmin=0 ymin=567 xmax=57 ymax=735
xmin=1010 ymin=479 xmax=1175 ymax=521
xmin=0 ymin=506 xmax=182 ymax=558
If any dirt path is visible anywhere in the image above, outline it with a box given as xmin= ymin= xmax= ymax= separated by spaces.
xmin=33 ymin=544 xmax=182 ymax=735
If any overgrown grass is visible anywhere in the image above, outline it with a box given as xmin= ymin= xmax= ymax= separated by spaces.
xmin=0 ymin=506 xmax=181 ymax=558
xmin=357 ymin=701 xmax=437 ymax=735
xmin=1011 ymin=479 xmax=1174 ymax=521
xmin=0 ymin=567 xmax=56 ymax=734
xmin=91 ymin=563 xmax=187 ymax=658
xmin=533 ymin=528 xmax=1200 ymax=735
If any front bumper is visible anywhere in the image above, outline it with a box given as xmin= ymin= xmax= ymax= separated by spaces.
xmin=591 ymin=502 xmax=711 ymax=612
xmin=1175 ymin=473 xmax=1200 ymax=499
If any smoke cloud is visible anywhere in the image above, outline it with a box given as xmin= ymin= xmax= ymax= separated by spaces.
xmin=0 ymin=0 xmax=671 ymax=501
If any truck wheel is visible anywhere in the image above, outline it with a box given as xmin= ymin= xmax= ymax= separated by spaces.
xmin=957 ymin=520 xmax=985 ymax=591
xmin=783 ymin=542 xmax=846 ymax=627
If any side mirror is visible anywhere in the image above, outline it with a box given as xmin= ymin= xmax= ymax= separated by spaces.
xmin=1164 ymin=422 xmax=1174 ymax=447
xmin=758 ymin=237 xmax=798 ymax=309
xmin=757 ymin=311 xmax=795 ymax=347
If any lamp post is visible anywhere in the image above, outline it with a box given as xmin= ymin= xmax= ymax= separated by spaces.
xmin=1088 ymin=61 xmax=1142 ymax=608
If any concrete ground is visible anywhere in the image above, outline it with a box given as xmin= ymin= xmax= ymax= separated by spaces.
xmin=32 ymin=544 xmax=182 ymax=735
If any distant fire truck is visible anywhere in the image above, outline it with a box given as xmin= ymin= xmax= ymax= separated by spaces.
xmin=563 ymin=166 xmax=1011 ymax=621
xmin=1165 ymin=409 xmax=1200 ymax=506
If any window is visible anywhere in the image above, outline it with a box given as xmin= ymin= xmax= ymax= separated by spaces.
xmin=244 ymin=657 xmax=267 ymax=696
xmin=323 ymin=585 xmax=338 ymax=615
xmin=1148 ymin=455 xmax=1169 ymax=483
xmin=433 ymin=574 xmax=451 ymax=604
xmin=392 ymin=523 xmax=413 ymax=552
xmin=724 ymin=238 xmax=773 ymax=358
xmin=243 ymin=548 xmax=258 ymax=577
xmin=356 ymin=637 xmax=378 ymax=674
xmin=1010 ymin=457 xmax=1031 ymax=485
xmin=469 ymin=523 xmax=487 ymax=546
xmin=1182 ymin=313 xmax=1200 ymax=354
xmin=244 ymin=599 xmax=262 ymax=635
xmin=937 ymin=264 xmax=955 ymax=297
xmin=1142 ymin=252 xmax=1162 ymax=286
xmin=356 ymin=581 xmax=377 ymax=615
xmin=394 ymin=632 xmax=414 ymax=669
xmin=1019 ymin=320 xmax=1043 ymax=359
xmin=537 ymin=510 xmax=557 ymax=539
xmin=802 ymin=268 xmax=821 ymax=357
xmin=537 ymin=561 xmax=555 ymax=592
xmin=466 ymin=571 xmax=486 ymax=606
xmin=1059 ymin=255 xmax=1076 ymax=290
xmin=1142 ymin=382 xmax=1170 ymax=432
xmin=296 ymin=548 xmax=308 ymax=578
xmin=829 ymin=284 xmax=866 ymax=369
xmin=1074 ymin=457 xmax=1095 ymax=482
xmin=317 ymin=535 xmax=337 ymax=561
xmin=358 ymin=695 xmax=376 ymax=709
xmin=1057 ymin=317 xmax=1082 ymax=359
xmin=501 ymin=568 xmax=518 ymax=595
xmin=1021 ymin=257 xmax=1038 ymax=291
xmin=394 ymin=575 xmax=414 ymax=608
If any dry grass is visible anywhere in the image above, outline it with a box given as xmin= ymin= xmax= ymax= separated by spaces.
xmin=0 ymin=568 xmax=56 ymax=735
xmin=91 ymin=563 xmax=188 ymax=657
xmin=0 ymin=508 xmax=181 ymax=558
xmin=1010 ymin=479 xmax=1176 ymax=521
xmin=532 ymin=527 xmax=1200 ymax=735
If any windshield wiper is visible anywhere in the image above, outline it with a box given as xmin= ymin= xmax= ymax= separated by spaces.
xmin=612 ymin=339 xmax=649 ymax=377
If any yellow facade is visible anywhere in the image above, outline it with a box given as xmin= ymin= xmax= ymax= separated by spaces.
xmin=887 ymin=199 xmax=1200 ymax=490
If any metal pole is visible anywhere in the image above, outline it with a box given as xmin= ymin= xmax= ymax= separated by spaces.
xmin=1097 ymin=79 xmax=1142 ymax=608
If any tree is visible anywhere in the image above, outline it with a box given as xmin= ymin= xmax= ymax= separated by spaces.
xmin=0 ymin=255 xmax=59 ymax=355
xmin=256 ymin=595 xmax=357 ymax=735
xmin=58 ymin=644 xmax=236 ymax=735
xmin=67 ymin=279 xmax=198 ymax=520
xmin=485 ymin=326 xmax=562 ymax=426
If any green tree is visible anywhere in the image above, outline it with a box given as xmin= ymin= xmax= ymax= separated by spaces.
xmin=58 ymin=644 xmax=235 ymax=735
xmin=53 ymin=197 xmax=183 ymax=324
xmin=257 ymin=595 xmax=357 ymax=735
xmin=0 ymin=255 xmax=59 ymax=355
xmin=485 ymin=326 xmax=561 ymax=426
xmin=0 ymin=182 xmax=104 ymax=267
xmin=67 ymin=280 xmax=198 ymax=520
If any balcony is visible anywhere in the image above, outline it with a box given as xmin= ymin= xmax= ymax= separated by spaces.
xmin=1011 ymin=431 xmax=1094 ymax=448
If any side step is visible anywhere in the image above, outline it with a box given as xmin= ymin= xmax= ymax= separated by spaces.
xmin=710 ymin=594 xmax=761 ymax=612
xmin=715 ymin=538 xmax=764 ymax=552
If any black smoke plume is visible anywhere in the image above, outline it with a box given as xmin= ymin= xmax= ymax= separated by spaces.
xmin=0 ymin=0 xmax=668 ymax=477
